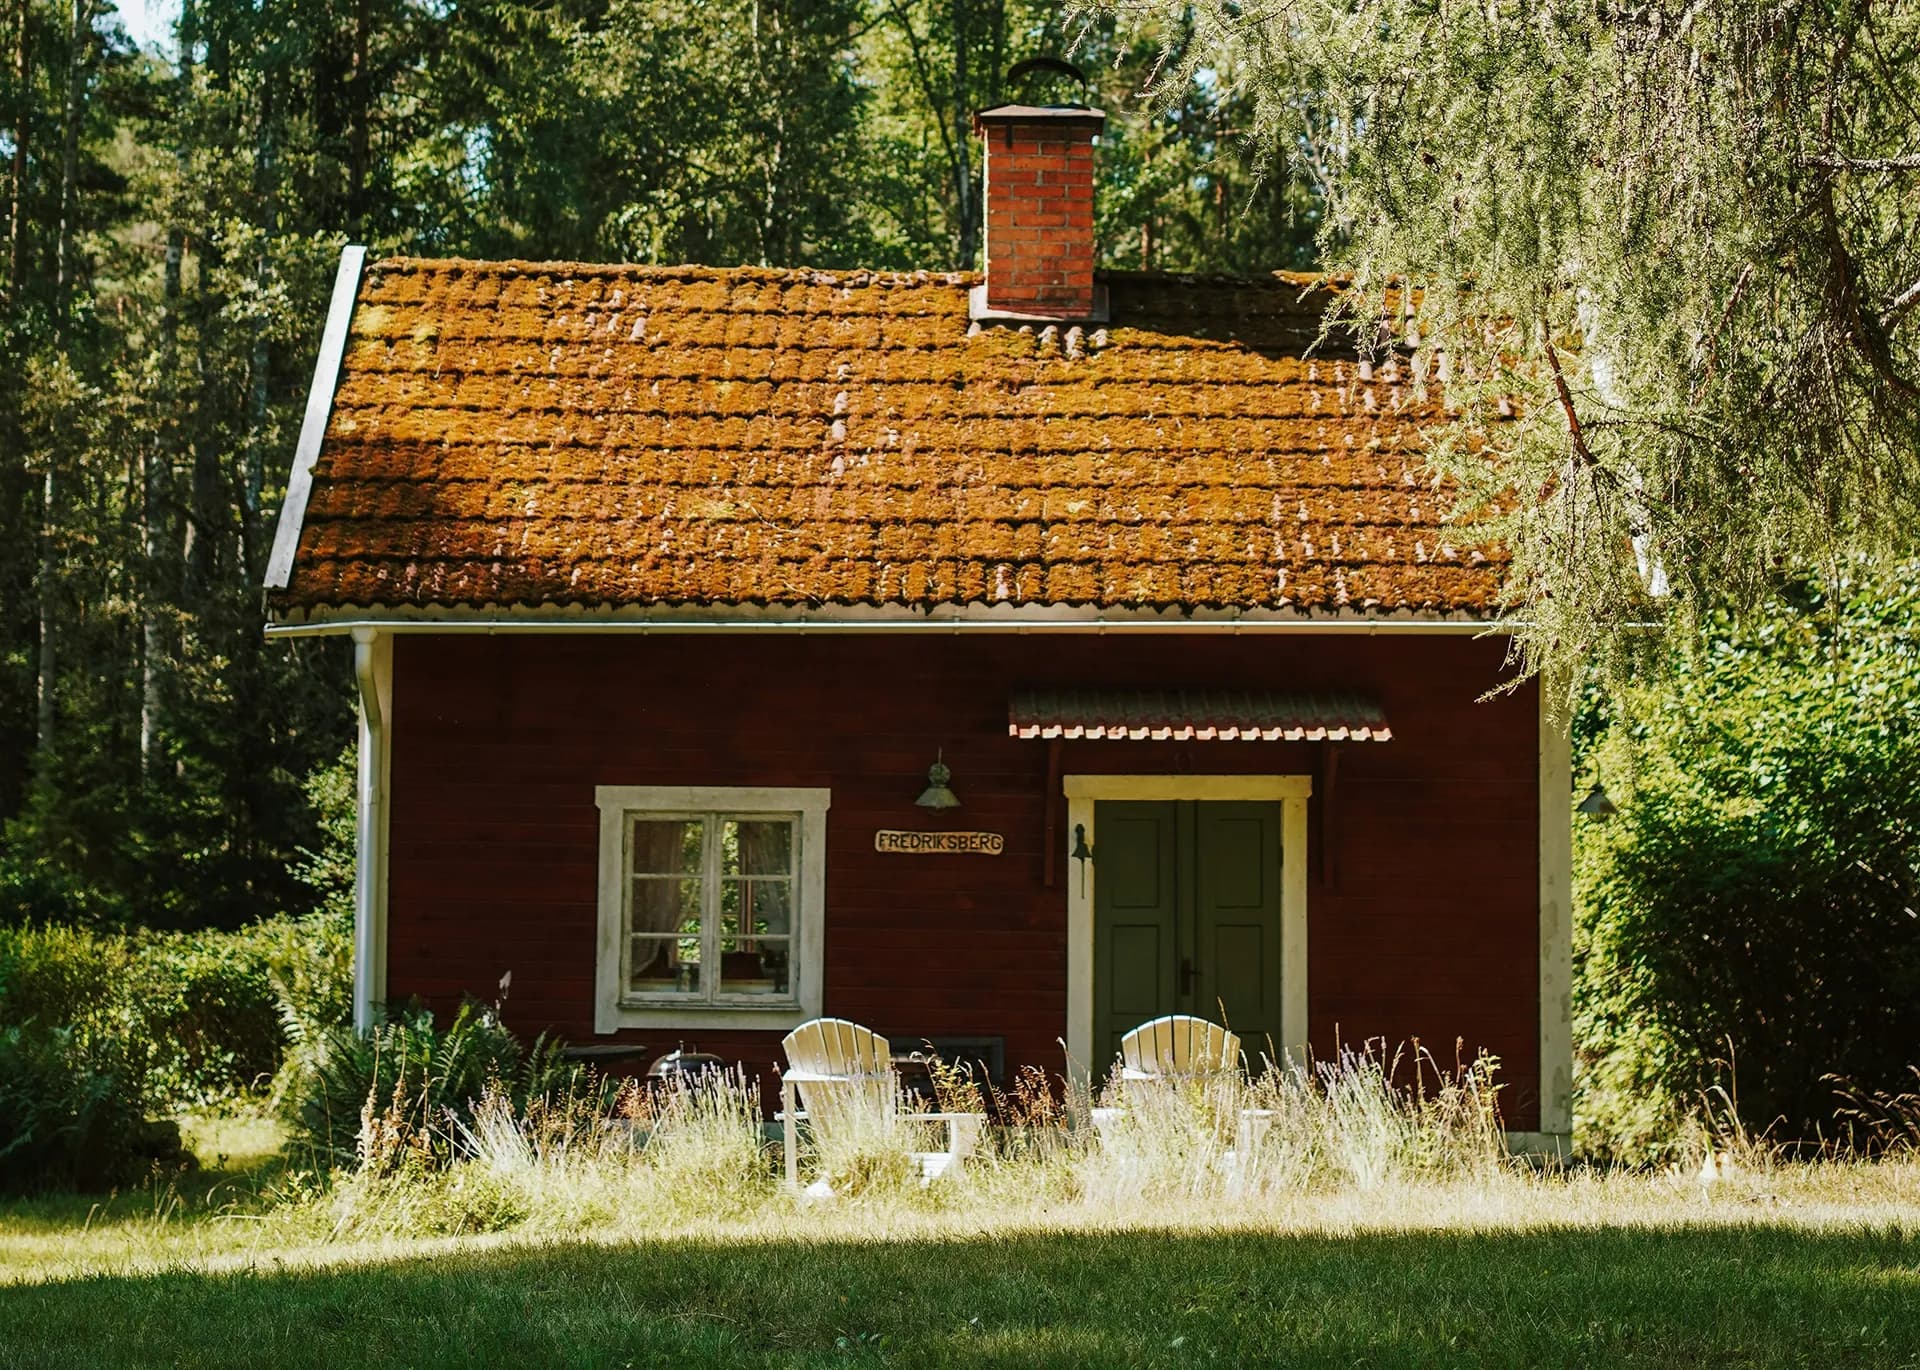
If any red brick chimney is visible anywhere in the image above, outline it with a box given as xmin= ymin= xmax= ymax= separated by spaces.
xmin=972 ymin=103 xmax=1107 ymax=323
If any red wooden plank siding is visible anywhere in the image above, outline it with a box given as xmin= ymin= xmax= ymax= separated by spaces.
xmin=384 ymin=632 xmax=1544 ymax=1129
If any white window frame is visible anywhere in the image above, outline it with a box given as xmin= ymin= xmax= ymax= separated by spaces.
xmin=595 ymin=786 xmax=829 ymax=1033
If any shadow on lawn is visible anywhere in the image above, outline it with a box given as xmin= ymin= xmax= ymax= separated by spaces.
xmin=2 ymin=1222 xmax=1917 ymax=1369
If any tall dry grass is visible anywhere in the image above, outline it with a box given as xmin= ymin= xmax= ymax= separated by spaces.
xmin=323 ymin=1068 xmax=776 ymax=1238
xmin=307 ymin=1040 xmax=1529 ymax=1237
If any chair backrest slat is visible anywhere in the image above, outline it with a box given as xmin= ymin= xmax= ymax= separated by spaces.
xmin=782 ymin=1017 xmax=894 ymax=1120
xmin=1115 ymin=1014 xmax=1240 ymax=1080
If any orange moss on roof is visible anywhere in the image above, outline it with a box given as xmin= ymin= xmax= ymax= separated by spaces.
xmin=274 ymin=257 xmax=1506 ymax=616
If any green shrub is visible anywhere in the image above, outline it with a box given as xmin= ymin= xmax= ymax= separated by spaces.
xmin=263 ymin=745 xmax=357 ymax=1084
xmin=0 ymin=1024 xmax=185 ymax=1195
xmin=257 ymin=907 xmax=354 ymax=1053
xmin=1577 ymin=571 xmax=1920 ymax=1159
xmin=0 ymin=922 xmax=128 ymax=1034
xmin=129 ymin=928 xmax=284 ymax=1109
xmin=283 ymin=1002 xmax=592 ymax=1169
xmin=0 ymin=916 xmax=330 ymax=1116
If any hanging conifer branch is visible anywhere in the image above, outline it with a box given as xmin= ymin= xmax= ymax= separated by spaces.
xmin=1092 ymin=0 xmax=1920 ymax=692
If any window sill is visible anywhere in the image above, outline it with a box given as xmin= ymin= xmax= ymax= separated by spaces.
xmin=596 ymin=1004 xmax=813 ymax=1034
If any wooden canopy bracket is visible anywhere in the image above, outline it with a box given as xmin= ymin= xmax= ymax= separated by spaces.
xmin=1315 ymin=742 xmax=1340 ymax=891
xmin=1044 ymin=738 xmax=1063 ymax=888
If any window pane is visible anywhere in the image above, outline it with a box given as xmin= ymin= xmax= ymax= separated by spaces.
xmin=631 ymin=876 xmax=702 ymax=937
xmin=719 ymin=936 xmax=790 ymax=996
xmin=631 ymin=819 xmax=701 ymax=877
xmin=721 ymin=878 xmax=791 ymax=938
xmin=630 ymin=935 xmax=701 ymax=994
xmin=724 ymin=819 xmax=793 ymax=876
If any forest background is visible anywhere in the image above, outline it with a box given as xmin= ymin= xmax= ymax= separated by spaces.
xmin=0 ymin=0 xmax=1318 ymax=932
xmin=1 ymin=0 xmax=1914 ymax=1157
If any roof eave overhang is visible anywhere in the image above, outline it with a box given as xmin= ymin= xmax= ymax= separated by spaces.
xmin=264 ymin=602 xmax=1512 ymax=638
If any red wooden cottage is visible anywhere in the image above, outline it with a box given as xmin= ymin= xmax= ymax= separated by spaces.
xmin=265 ymin=100 xmax=1574 ymax=1150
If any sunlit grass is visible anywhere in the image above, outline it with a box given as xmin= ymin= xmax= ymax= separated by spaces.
xmin=3 ymin=1076 xmax=1919 ymax=1366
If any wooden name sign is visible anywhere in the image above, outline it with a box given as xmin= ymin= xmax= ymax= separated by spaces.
xmin=873 ymin=830 xmax=1005 ymax=855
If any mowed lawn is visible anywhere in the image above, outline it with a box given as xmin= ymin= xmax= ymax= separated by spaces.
xmin=2 ymin=1124 xmax=1917 ymax=1369
xmin=4 ymin=1219 xmax=1919 ymax=1367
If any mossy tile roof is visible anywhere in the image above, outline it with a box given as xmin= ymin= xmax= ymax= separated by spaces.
xmin=273 ymin=257 xmax=1505 ymax=619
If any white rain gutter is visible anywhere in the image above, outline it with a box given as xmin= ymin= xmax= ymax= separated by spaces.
xmin=267 ymin=615 xmax=1512 ymax=638
xmin=350 ymin=626 xmax=389 ymax=1034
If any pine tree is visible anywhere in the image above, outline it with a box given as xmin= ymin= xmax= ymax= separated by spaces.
xmin=1099 ymin=0 xmax=1920 ymax=691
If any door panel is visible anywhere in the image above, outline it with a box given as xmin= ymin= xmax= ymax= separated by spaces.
xmin=1093 ymin=802 xmax=1177 ymax=1074
xmin=1109 ymin=925 xmax=1166 ymax=1018
xmin=1092 ymin=798 xmax=1285 ymax=1081
xmin=1194 ymin=802 xmax=1284 ymax=1061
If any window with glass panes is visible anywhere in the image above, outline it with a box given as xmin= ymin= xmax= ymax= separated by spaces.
xmin=623 ymin=812 xmax=798 ymax=1004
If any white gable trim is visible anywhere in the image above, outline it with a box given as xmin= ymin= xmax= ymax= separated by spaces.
xmin=265 ymin=244 xmax=367 ymax=592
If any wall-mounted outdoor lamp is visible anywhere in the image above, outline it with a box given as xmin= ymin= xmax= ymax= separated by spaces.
xmin=1071 ymin=823 xmax=1093 ymax=894
xmin=915 ymin=751 xmax=961 ymax=810
xmin=1576 ymin=783 xmax=1618 ymax=820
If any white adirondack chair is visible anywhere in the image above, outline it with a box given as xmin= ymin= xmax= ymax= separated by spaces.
xmin=1091 ymin=1015 xmax=1271 ymax=1184
xmin=1091 ymin=1013 xmax=1243 ymax=1131
xmin=779 ymin=1017 xmax=985 ymax=1196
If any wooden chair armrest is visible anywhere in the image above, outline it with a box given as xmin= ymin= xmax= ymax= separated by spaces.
xmin=906 ymin=1111 xmax=984 ymax=1161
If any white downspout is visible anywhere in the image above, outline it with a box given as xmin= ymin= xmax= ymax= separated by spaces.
xmin=351 ymin=626 xmax=386 ymax=1033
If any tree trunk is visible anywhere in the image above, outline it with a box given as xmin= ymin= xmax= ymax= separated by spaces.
xmin=142 ymin=0 xmax=195 ymax=776
xmin=52 ymin=0 xmax=88 ymax=323
xmin=951 ymin=0 xmax=974 ymax=271
xmin=348 ymin=0 xmax=368 ymax=233
xmin=240 ymin=60 xmax=276 ymax=582
xmin=6 ymin=0 xmax=26 ymax=297
xmin=38 ymin=0 xmax=93 ymax=757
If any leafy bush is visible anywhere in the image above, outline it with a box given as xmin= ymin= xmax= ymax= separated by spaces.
xmin=263 ymin=745 xmax=357 ymax=1078
xmin=130 ymin=929 xmax=284 ymax=1108
xmin=0 ymin=922 xmax=128 ymax=1034
xmin=0 ymin=1024 xmax=185 ymax=1195
xmin=282 ymin=1002 xmax=591 ymax=1168
xmin=0 ymin=921 xmax=290 ymax=1110
xmin=1577 ymin=572 xmax=1920 ymax=1159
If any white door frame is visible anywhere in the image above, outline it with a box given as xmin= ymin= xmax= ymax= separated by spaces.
xmin=1062 ymin=774 xmax=1312 ymax=1089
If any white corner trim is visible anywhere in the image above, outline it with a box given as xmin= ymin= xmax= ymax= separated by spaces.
xmin=592 ymin=785 xmax=830 ymax=1035
xmin=265 ymin=244 xmax=367 ymax=591
xmin=1062 ymin=775 xmax=1312 ymax=1093
xmin=1538 ymin=685 xmax=1575 ymax=1138
xmin=351 ymin=626 xmax=393 ymax=1033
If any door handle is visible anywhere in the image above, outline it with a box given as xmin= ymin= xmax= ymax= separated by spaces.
xmin=1179 ymin=957 xmax=1196 ymax=996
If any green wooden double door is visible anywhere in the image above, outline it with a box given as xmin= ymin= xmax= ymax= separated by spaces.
xmin=1093 ymin=800 xmax=1284 ymax=1074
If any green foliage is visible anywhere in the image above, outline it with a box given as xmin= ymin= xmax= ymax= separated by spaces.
xmin=1576 ymin=571 xmax=1920 ymax=1158
xmin=0 ymin=921 xmax=129 ymax=1033
xmin=282 ymin=1002 xmax=590 ymax=1169
xmin=0 ymin=4 xmax=1323 ymax=942
xmin=267 ymin=746 xmax=357 ymax=1056
xmin=129 ymin=929 xmax=283 ymax=1108
xmin=0 ymin=1024 xmax=186 ymax=1195
xmin=292 ymin=746 xmax=355 ymax=926
xmin=1099 ymin=0 xmax=1920 ymax=690
xmin=0 ymin=920 xmax=280 ymax=1109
